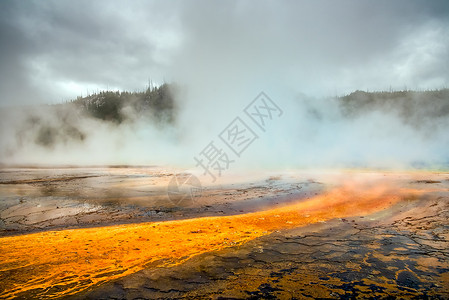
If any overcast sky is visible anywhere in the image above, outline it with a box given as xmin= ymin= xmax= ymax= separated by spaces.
xmin=0 ymin=0 xmax=448 ymax=107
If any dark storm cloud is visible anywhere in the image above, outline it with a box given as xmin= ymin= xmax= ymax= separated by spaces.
xmin=0 ymin=2 xmax=42 ymax=105
xmin=0 ymin=0 xmax=181 ymax=105
xmin=0 ymin=0 xmax=448 ymax=106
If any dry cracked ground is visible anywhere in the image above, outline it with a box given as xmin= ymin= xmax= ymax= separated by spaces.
xmin=0 ymin=167 xmax=448 ymax=299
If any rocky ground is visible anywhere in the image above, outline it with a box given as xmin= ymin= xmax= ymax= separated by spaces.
xmin=0 ymin=167 xmax=448 ymax=299
xmin=71 ymin=176 xmax=449 ymax=299
xmin=0 ymin=167 xmax=323 ymax=236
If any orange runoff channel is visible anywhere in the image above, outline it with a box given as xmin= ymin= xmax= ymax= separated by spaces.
xmin=0 ymin=183 xmax=421 ymax=299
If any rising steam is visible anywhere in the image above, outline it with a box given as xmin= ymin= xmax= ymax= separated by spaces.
xmin=0 ymin=1 xmax=448 ymax=170
xmin=1 ymin=87 xmax=448 ymax=170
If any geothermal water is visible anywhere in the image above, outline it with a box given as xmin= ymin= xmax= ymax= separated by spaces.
xmin=0 ymin=167 xmax=448 ymax=299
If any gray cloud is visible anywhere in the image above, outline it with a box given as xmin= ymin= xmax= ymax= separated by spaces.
xmin=0 ymin=0 xmax=448 ymax=107
xmin=0 ymin=0 xmax=182 ymax=105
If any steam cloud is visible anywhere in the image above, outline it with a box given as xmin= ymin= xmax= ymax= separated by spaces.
xmin=0 ymin=0 xmax=448 ymax=170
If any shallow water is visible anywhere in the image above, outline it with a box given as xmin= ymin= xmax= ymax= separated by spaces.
xmin=0 ymin=167 xmax=448 ymax=299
